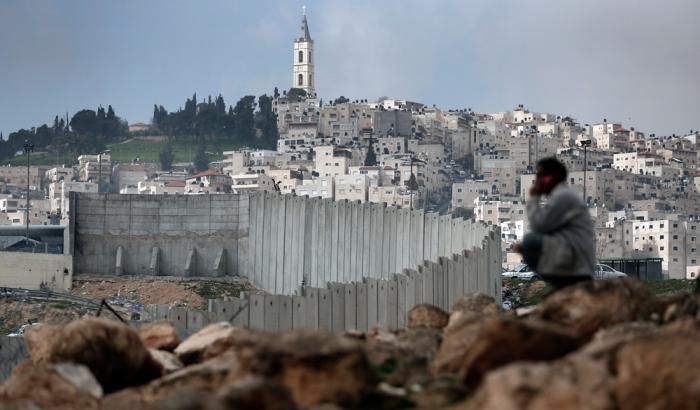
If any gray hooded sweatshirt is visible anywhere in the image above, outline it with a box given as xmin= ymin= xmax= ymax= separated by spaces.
xmin=526 ymin=182 xmax=595 ymax=276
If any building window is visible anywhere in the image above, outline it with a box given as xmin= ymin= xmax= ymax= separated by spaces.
xmin=660 ymin=235 xmax=664 ymax=239
xmin=673 ymin=246 xmax=678 ymax=251
xmin=660 ymin=246 xmax=665 ymax=250
xmin=298 ymin=50 xmax=304 ymax=63
xmin=298 ymin=73 xmax=303 ymax=86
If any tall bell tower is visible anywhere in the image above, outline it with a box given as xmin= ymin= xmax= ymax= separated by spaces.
xmin=293 ymin=6 xmax=315 ymax=97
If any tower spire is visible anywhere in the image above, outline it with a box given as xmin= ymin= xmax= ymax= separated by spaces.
xmin=299 ymin=6 xmax=311 ymax=41
xmin=293 ymin=6 xmax=315 ymax=96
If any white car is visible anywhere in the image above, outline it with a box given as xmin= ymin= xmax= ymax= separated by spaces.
xmin=594 ymin=264 xmax=627 ymax=279
xmin=502 ymin=264 xmax=540 ymax=281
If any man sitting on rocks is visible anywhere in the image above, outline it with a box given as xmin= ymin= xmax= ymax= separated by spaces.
xmin=514 ymin=157 xmax=595 ymax=288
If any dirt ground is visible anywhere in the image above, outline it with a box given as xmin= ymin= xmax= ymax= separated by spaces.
xmin=0 ymin=275 xmax=256 ymax=335
xmin=0 ymin=299 xmax=88 ymax=334
xmin=70 ymin=275 xmax=256 ymax=310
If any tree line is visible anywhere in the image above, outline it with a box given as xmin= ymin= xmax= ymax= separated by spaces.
xmin=0 ymin=106 xmax=127 ymax=162
xmin=151 ymin=93 xmax=278 ymax=150
xmin=0 ymin=91 xmax=280 ymax=167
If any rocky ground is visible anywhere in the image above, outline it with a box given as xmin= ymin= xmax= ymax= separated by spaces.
xmin=2 ymin=277 xmax=700 ymax=409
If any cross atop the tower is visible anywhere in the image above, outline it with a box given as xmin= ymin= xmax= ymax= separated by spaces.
xmin=302 ymin=5 xmax=306 ymax=16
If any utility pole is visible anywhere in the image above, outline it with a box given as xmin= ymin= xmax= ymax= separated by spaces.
xmin=98 ymin=152 xmax=102 ymax=193
xmin=580 ymin=139 xmax=592 ymax=205
xmin=23 ymin=140 xmax=34 ymax=241
xmin=409 ymin=156 xmax=415 ymax=210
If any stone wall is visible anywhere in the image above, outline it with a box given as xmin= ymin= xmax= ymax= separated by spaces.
xmin=0 ymin=251 xmax=73 ymax=291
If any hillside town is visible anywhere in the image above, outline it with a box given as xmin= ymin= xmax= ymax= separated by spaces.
xmin=1 ymin=9 xmax=698 ymax=283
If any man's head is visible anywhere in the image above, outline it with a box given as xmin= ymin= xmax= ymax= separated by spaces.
xmin=533 ymin=157 xmax=567 ymax=195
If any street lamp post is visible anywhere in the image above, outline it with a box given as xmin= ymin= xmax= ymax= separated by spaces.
xmin=23 ymin=140 xmax=34 ymax=241
xmin=580 ymin=139 xmax=592 ymax=205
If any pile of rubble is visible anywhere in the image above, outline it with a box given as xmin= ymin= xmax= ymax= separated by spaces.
xmin=2 ymin=277 xmax=699 ymax=409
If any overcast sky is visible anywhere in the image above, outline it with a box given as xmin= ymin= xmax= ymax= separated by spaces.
xmin=1 ymin=0 xmax=698 ymax=137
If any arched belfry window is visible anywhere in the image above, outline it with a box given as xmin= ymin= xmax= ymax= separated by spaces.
xmin=309 ymin=51 xmax=312 ymax=64
xmin=309 ymin=74 xmax=313 ymax=87
xmin=298 ymin=50 xmax=304 ymax=63
xmin=298 ymin=73 xmax=303 ymax=86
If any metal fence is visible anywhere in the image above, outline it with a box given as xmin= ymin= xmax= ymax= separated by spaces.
xmin=599 ymin=258 xmax=663 ymax=280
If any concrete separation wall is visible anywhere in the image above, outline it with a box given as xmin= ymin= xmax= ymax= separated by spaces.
xmin=0 ymin=251 xmax=73 ymax=291
xmin=246 ymin=191 xmax=499 ymax=297
xmin=145 ymin=230 xmax=502 ymax=335
xmin=72 ymin=191 xmax=500 ymax=301
xmin=71 ymin=193 xmax=247 ymax=276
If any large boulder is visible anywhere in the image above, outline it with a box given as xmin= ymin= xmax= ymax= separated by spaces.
xmin=214 ymin=376 xmax=297 ymax=410
xmin=149 ymin=349 xmax=184 ymax=374
xmin=447 ymin=293 xmax=504 ymax=332
xmin=614 ymin=333 xmax=700 ymax=410
xmin=173 ymin=322 xmax=248 ymax=364
xmin=146 ymin=354 xmax=239 ymax=400
xmin=658 ymin=292 xmax=700 ymax=323
xmin=139 ymin=321 xmax=181 ymax=351
xmin=23 ymin=317 xmax=162 ymax=393
xmin=432 ymin=316 xmax=580 ymax=387
xmin=365 ymin=327 xmax=442 ymax=387
xmin=224 ymin=331 xmax=376 ymax=408
xmin=453 ymin=356 xmax=616 ymax=410
xmin=533 ymin=277 xmax=656 ymax=338
xmin=102 ymin=386 xmax=213 ymax=410
xmin=407 ymin=304 xmax=449 ymax=330
xmin=0 ymin=362 xmax=102 ymax=410
xmin=576 ymin=322 xmax=658 ymax=364
xmin=451 ymin=292 xmax=502 ymax=316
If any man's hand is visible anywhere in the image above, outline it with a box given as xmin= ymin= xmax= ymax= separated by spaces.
xmin=512 ymin=242 xmax=523 ymax=254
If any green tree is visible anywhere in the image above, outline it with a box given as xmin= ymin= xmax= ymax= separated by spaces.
xmin=365 ymin=140 xmax=377 ymax=166
xmin=256 ymin=94 xmax=278 ymax=149
xmin=233 ymin=96 xmax=256 ymax=144
xmin=194 ymin=142 xmax=209 ymax=171
xmin=407 ymin=173 xmax=419 ymax=191
xmin=286 ymin=88 xmax=307 ymax=102
xmin=70 ymin=109 xmax=98 ymax=135
xmin=159 ymin=141 xmax=174 ymax=171
xmin=333 ymin=96 xmax=349 ymax=104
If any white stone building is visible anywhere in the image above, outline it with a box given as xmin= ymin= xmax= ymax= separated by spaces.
xmin=334 ymin=174 xmax=369 ymax=203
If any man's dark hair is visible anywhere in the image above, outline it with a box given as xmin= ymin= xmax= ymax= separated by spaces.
xmin=536 ymin=157 xmax=567 ymax=184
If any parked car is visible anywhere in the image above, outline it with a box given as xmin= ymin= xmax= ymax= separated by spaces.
xmin=594 ymin=264 xmax=627 ymax=279
xmin=502 ymin=264 xmax=540 ymax=281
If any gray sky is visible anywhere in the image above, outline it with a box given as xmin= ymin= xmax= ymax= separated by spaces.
xmin=1 ymin=0 xmax=698 ymax=137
